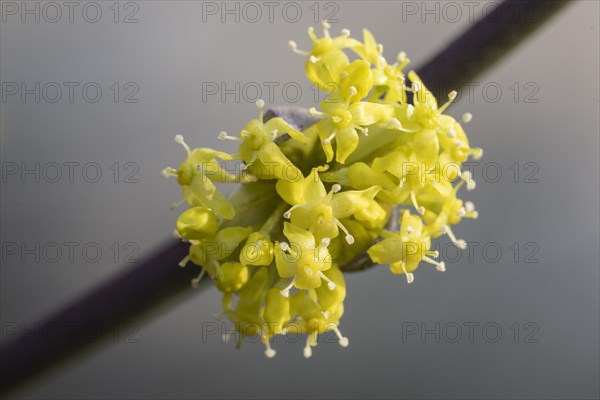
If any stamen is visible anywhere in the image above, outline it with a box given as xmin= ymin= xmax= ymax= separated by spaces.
xmin=333 ymin=327 xmax=349 ymax=347
xmin=322 ymin=130 xmax=337 ymax=145
xmin=461 ymin=170 xmax=476 ymax=190
xmin=318 ymin=271 xmax=336 ymax=290
xmin=356 ymin=125 xmax=369 ymax=136
xmin=178 ymin=255 xmax=191 ymax=268
xmin=288 ymin=40 xmax=310 ymax=56
xmin=174 ymin=134 xmax=191 ymax=156
xmin=264 ymin=340 xmax=277 ymax=358
xmin=309 ymin=55 xmax=319 ymax=63
xmin=348 ymin=86 xmax=358 ymax=98
xmin=411 ymin=81 xmax=421 ymax=93
xmin=279 ymin=242 xmax=291 ymax=252
xmin=256 ymin=99 xmax=265 ymax=123
xmin=441 ymin=225 xmax=467 ymax=249
xmin=457 ymin=207 xmax=466 ymax=217
xmin=397 ymin=51 xmax=407 ymax=63
xmin=407 ymin=104 xmax=415 ymax=118
xmin=406 ymin=226 xmax=415 ymax=235
xmin=447 ymin=128 xmax=457 ymax=138
xmin=280 ymin=279 xmax=295 ymax=298
xmin=322 ymin=310 xmax=330 ymax=319
xmin=321 ymin=237 xmax=331 ymax=247
xmin=308 ymin=107 xmax=325 ymax=116
xmin=303 ymin=336 xmax=313 ymax=358
xmin=218 ymin=131 xmax=240 ymax=141
xmin=331 ymin=183 xmax=342 ymax=193
xmin=462 ymin=112 xmax=473 ymax=123
xmin=334 ymin=219 xmax=354 ymax=244
xmin=401 ymin=262 xmax=414 ymax=284
xmin=423 ymin=256 xmax=446 ymax=272
xmin=381 ymin=117 xmax=403 ymax=130
xmin=191 ymin=268 xmax=206 ymax=288
xmin=283 ymin=204 xmax=301 ymax=219
xmin=376 ymin=43 xmax=384 ymax=54
xmin=410 ymin=191 xmax=425 ymax=215
xmin=222 ymin=333 xmax=232 ymax=343
xmin=161 ymin=167 xmax=177 ymax=179
xmin=170 ymin=198 xmax=185 ymax=210
xmin=308 ymin=26 xmax=317 ymax=41
xmin=426 ymin=250 xmax=440 ymax=258
xmin=470 ymin=147 xmax=483 ymax=160
xmin=340 ymin=28 xmax=350 ymax=37
xmin=270 ymin=129 xmax=278 ymax=140
xmin=321 ymin=20 xmax=331 ymax=37
xmin=438 ymin=91 xmax=458 ymax=113
xmin=214 ymin=311 xmax=224 ymax=320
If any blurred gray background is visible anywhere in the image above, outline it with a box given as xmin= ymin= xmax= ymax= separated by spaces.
xmin=1 ymin=1 xmax=598 ymax=398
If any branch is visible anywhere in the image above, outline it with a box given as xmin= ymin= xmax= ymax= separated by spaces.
xmin=0 ymin=1 xmax=570 ymax=395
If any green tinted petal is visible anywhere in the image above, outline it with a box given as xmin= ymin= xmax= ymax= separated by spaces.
xmin=367 ymin=237 xmax=404 ymax=265
xmin=408 ymin=70 xmax=437 ymax=110
xmin=274 ymin=243 xmax=297 ymax=279
xmin=413 ymin=129 xmax=440 ymax=168
xmin=335 ymin=127 xmax=359 ymax=164
xmin=339 ymin=60 xmax=373 ymax=101
xmin=264 ymin=117 xmax=308 ymax=144
xmin=283 ymin=222 xmax=316 ymax=250
xmin=276 ymin=167 xmax=327 ymax=205
xmin=215 ymin=226 xmax=252 ymax=260
xmin=240 ymin=232 xmax=274 ymax=266
xmin=349 ymin=102 xmax=394 ymax=126
xmin=257 ymin=142 xmax=303 ymax=182
xmin=185 ymin=176 xmax=236 ymax=220
xmin=330 ymin=186 xmax=381 ymax=219
xmin=216 ymin=262 xmax=249 ymax=292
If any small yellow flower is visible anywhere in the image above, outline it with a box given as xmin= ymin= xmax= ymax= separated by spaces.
xmin=163 ymin=135 xmax=236 ymax=219
xmin=308 ymin=60 xmax=399 ymax=163
xmin=368 ymin=210 xmax=445 ymax=283
xmin=219 ymin=100 xmax=308 ymax=181
xmin=274 ymin=222 xmax=333 ymax=293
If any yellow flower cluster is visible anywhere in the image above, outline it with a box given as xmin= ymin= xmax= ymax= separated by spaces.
xmin=163 ymin=22 xmax=482 ymax=358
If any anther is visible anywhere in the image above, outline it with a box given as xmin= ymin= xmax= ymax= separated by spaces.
xmin=303 ymin=338 xmax=312 ymax=358
xmin=462 ymin=112 xmax=473 ymax=123
xmin=280 ymin=279 xmax=295 ymax=298
xmin=191 ymin=268 xmax=206 ymax=288
xmin=334 ymin=327 xmax=349 ymax=347
xmin=264 ymin=341 xmax=277 ymax=358
xmin=174 ymin=134 xmax=191 ymax=155
xmin=318 ymin=271 xmax=336 ymax=290
xmin=332 ymin=184 xmax=342 ymax=193
xmin=178 ymin=255 xmax=191 ymax=268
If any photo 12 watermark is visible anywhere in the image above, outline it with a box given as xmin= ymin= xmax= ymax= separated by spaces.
xmin=1 ymin=161 xmax=140 ymax=184
xmin=1 ymin=241 xmax=140 ymax=264
xmin=1 ymin=82 xmax=140 ymax=104
xmin=1 ymin=1 xmax=140 ymax=24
